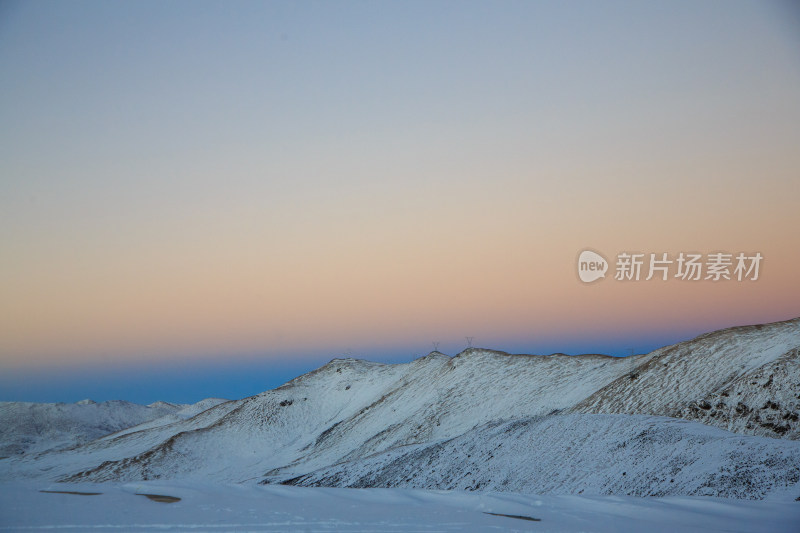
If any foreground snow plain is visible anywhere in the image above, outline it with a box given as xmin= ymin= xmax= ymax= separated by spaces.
xmin=2 ymin=480 xmax=799 ymax=533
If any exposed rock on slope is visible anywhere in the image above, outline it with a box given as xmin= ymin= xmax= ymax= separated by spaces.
xmin=571 ymin=319 xmax=800 ymax=439
xmin=678 ymin=349 xmax=800 ymax=439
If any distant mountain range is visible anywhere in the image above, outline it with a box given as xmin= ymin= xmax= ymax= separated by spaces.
xmin=1 ymin=318 xmax=798 ymax=501
xmin=0 ymin=398 xmax=231 ymax=459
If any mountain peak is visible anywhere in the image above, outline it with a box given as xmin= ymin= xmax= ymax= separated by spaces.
xmin=147 ymin=401 xmax=179 ymax=409
xmin=422 ymin=351 xmax=450 ymax=360
xmin=453 ymin=347 xmax=508 ymax=359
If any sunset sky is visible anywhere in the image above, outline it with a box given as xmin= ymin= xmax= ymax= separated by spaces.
xmin=1 ymin=1 xmax=799 ymax=403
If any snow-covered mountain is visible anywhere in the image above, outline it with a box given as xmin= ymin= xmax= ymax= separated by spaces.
xmin=0 ymin=400 xmax=183 ymax=457
xmin=100 ymin=398 xmax=231 ymax=440
xmin=0 ymin=398 xmax=230 ymax=460
xmin=281 ymin=414 xmax=800 ymax=500
xmin=1 ymin=317 xmax=798 ymax=502
xmin=571 ymin=319 xmax=800 ymax=439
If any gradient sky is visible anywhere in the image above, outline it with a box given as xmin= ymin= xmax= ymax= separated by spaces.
xmin=1 ymin=1 xmax=799 ymax=403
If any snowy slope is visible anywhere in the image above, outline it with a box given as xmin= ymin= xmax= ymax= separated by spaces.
xmin=0 ymin=398 xmax=241 ymax=483
xmin=0 ymin=400 xmax=183 ymax=457
xmin=2 ymin=317 xmax=798 ymax=504
xmin=280 ymin=414 xmax=800 ymax=501
xmin=571 ymin=318 xmax=800 ymax=439
xmin=678 ymin=349 xmax=800 ymax=439
xmin=103 ymin=398 xmax=231 ymax=439
xmin=49 ymin=352 xmax=638 ymax=484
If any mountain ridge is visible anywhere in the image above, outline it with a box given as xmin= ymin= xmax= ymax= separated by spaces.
xmin=1 ymin=317 xmax=798 ymax=501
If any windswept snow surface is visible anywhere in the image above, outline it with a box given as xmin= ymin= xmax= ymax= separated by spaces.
xmin=1 ymin=481 xmax=798 ymax=533
xmin=280 ymin=414 xmax=800 ymax=500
